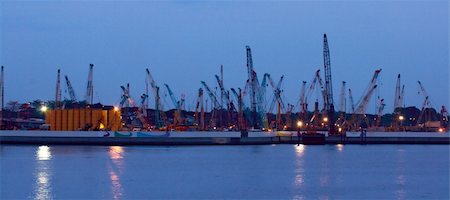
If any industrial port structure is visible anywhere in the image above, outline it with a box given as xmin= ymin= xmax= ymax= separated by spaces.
xmin=0 ymin=34 xmax=448 ymax=133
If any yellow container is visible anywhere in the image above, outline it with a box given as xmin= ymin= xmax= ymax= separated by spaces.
xmin=67 ymin=110 xmax=74 ymax=131
xmin=73 ymin=109 xmax=80 ymax=130
xmin=79 ymin=109 xmax=86 ymax=129
xmin=61 ymin=110 xmax=68 ymax=130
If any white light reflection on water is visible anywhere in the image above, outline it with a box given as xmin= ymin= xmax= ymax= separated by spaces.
xmin=37 ymin=146 xmax=52 ymax=161
xmin=34 ymin=145 xmax=53 ymax=200
xmin=293 ymin=145 xmax=306 ymax=200
xmin=108 ymin=146 xmax=125 ymax=200
xmin=295 ymin=144 xmax=305 ymax=156
xmin=396 ymin=147 xmax=407 ymax=200
xmin=336 ymin=144 xmax=343 ymax=152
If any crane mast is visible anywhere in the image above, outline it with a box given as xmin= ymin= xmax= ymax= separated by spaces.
xmin=376 ymin=98 xmax=385 ymax=127
xmin=145 ymin=68 xmax=164 ymax=128
xmin=64 ymin=75 xmax=77 ymax=102
xmin=200 ymin=81 xmax=220 ymax=110
xmin=194 ymin=88 xmax=204 ymax=130
xmin=323 ymin=34 xmax=334 ymax=110
xmin=85 ymin=64 xmax=94 ymax=105
xmin=267 ymin=74 xmax=286 ymax=113
xmin=348 ymin=88 xmax=355 ymax=114
xmin=323 ymin=34 xmax=336 ymax=134
xmin=55 ymin=69 xmax=62 ymax=109
xmin=246 ymin=46 xmax=261 ymax=129
xmin=339 ymin=81 xmax=346 ymax=113
xmin=355 ymin=69 xmax=381 ymax=114
xmin=299 ymin=81 xmax=307 ymax=121
xmin=394 ymin=74 xmax=401 ymax=110
xmin=417 ymin=81 xmax=433 ymax=124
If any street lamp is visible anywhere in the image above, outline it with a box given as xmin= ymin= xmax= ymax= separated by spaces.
xmin=40 ymin=106 xmax=48 ymax=113
xmin=297 ymin=121 xmax=303 ymax=128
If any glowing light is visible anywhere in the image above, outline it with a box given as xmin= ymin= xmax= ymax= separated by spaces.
xmin=323 ymin=117 xmax=328 ymax=122
xmin=398 ymin=116 xmax=404 ymax=121
xmin=297 ymin=121 xmax=303 ymax=128
xmin=99 ymin=123 xmax=105 ymax=129
xmin=36 ymin=145 xmax=52 ymax=161
xmin=337 ymin=144 xmax=343 ymax=152
xmin=438 ymin=128 xmax=444 ymax=133
xmin=40 ymin=106 xmax=48 ymax=113
xmin=113 ymin=106 xmax=120 ymax=112
xmin=338 ymin=127 xmax=342 ymax=132
xmin=295 ymin=144 xmax=305 ymax=156
xmin=109 ymin=146 xmax=124 ymax=160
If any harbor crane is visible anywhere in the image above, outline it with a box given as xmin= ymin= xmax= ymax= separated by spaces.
xmin=120 ymin=84 xmax=149 ymax=130
xmin=417 ymin=81 xmax=434 ymax=125
xmin=55 ymin=69 xmax=62 ymax=109
xmin=323 ymin=34 xmax=336 ymax=134
xmin=164 ymin=83 xmax=183 ymax=125
xmin=266 ymin=74 xmax=286 ymax=114
xmin=298 ymin=81 xmax=307 ymax=122
xmin=85 ymin=64 xmax=94 ymax=105
xmin=338 ymin=81 xmax=346 ymax=113
xmin=246 ymin=46 xmax=263 ymax=129
xmin=348 ymin=88 xmax=355 ymax=114
xmin=146 ymin=68 xmax=164 ymax=128
xmin=64 ymin=75 xmax=77 ymax=102
xmin=375 ymin=98 xmax=385 ymax=127
xmin=393 ymin=74 xmax=404 ymax=111
xmin=194 ymin=88 xmax=205 ymax=130
xmin=355 ymin=69 xmax=381 ymax=115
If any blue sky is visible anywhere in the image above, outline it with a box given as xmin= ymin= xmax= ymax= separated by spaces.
xmin=1 ymin=0 xmax=448 ymax=114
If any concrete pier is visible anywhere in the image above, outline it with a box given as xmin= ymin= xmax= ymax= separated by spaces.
xmin=0 ymin=130 xmax=449 ymax=145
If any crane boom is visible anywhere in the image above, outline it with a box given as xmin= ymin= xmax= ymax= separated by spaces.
xmin=376 ymin=98 xmax=385 ymax=127
xmin=348 ymin=88 xmax=355 ymax=114
xmin=339 ymin=81 xmax=346 ymax=112
xmin=200 ymin=81 xmax=220 ymax=109
xmin=394 ymin=74 xmax=401 ymax=110
xmin=355 ymin=85 xmax=378 ymax=114
xmin=355 ymin=69 xmax=381 ymax=114
xmin=323 ymin=34 xmax=334 ymax=110
xmin=55 ymin=69 xmax=61 ymax=109
xmin=64 ymin=75 xmax=77 ymax=101
xmin=85 ymin=64 xmax=94 ymax=104
xmin=267 ymin=74 xmax=286 ymax=113
xmin=164 ymin=84 xmax=180 ymax=110
xmin=119 ymin=84 xmax=149 ymax=129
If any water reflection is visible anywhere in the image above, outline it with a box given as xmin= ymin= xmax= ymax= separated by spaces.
xmin=37 ymin=146 xmax=52 ymax=161
xmin=108 ymin=146 xmax=125 ymax=200
xmin=396 ymin=147 xmax=406 ymax=200
xmin=293 ymin=145 xmax=306 ymax=199
xmin=295 ymin=144 xmax=305 ymax=156
xmin=336 ymin=144 xmax=343 ymax=152
xmin=34 ymin=145 xmax=53 ymax=200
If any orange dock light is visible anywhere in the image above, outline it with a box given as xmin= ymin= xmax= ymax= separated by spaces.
xmin=297 ymin=121 xmax=303 ymax=128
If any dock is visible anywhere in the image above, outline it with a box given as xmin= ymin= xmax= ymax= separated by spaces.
xmin=0 ymin=130 xmax=449 ymax=145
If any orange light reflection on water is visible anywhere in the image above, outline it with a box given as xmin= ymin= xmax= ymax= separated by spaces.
xmin=108 ymin=146 xmax=125 ymax=200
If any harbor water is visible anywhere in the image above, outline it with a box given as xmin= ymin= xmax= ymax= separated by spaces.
xmin=1 ymin=144 xmax=449 ymax=199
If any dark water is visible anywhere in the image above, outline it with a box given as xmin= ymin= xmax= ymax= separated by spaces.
xmin=1 ymin=144 xmax=449 ymax=199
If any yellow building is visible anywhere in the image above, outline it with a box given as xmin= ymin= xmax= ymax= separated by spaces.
xmin=45 ymin=108 xmax=122 ymax=131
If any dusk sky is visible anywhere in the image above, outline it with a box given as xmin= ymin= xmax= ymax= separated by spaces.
xmin=1 ymin=1 xmax=448 ymax=114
